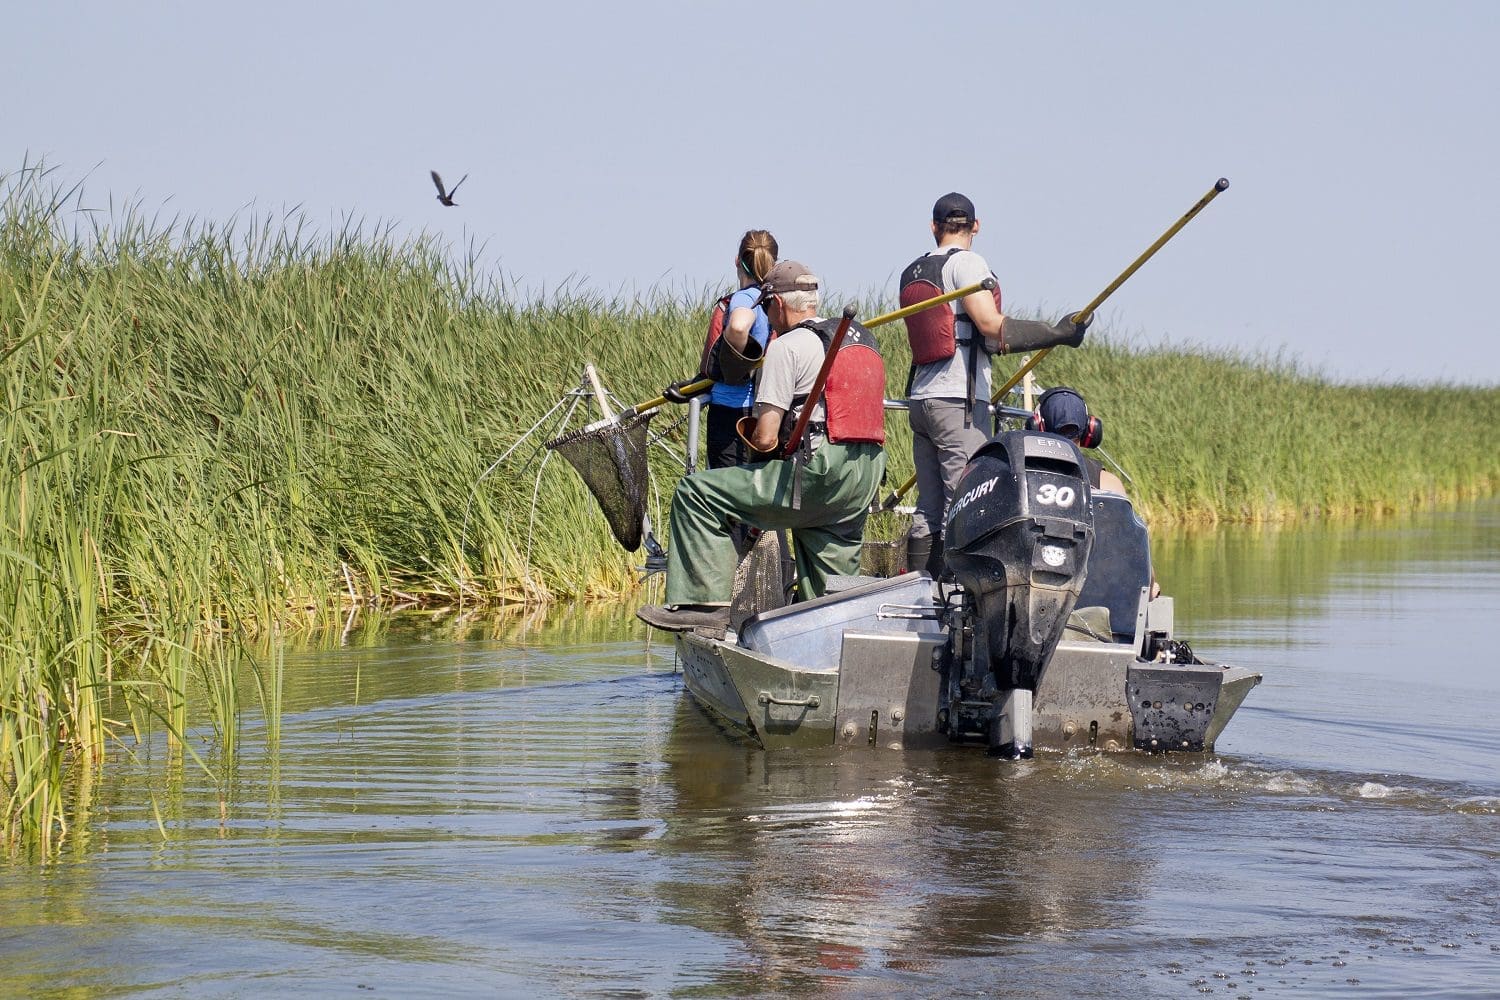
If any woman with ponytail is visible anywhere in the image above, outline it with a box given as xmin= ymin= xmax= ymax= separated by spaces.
xmin=704 ymin=229 xmax=778 ymax=468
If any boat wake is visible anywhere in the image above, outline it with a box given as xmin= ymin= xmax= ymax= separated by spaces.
xmin=1052 ymin=750 xmax=1500 ymax=816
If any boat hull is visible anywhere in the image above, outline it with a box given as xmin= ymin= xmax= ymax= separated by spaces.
xmin=678 ymin=626 xmax=1260 ymax=753
xmin=670 ymin=489 xmax=1260 ymax=755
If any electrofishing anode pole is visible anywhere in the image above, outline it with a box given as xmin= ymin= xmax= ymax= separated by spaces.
xmin=864 ymin=277 xmax=997 ymax=329
xmin=622 ymin=278 xmax=997 ymax=421
xmin=992 ymin=177 xmax=1232 ymax=403
xmin=877 ymin=177 xmax=1231 ymax=511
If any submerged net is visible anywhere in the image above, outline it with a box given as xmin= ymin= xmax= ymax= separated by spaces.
xmin=545 ymin=412 xmax=655 ymax=552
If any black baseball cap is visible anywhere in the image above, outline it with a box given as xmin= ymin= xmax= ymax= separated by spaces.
xmin=1039 ymin=387 xmax=1089 ymax=437
xmin=932 ymin=192 xmax=976 ymax=225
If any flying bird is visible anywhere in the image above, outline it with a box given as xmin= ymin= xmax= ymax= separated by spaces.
xmin=430 ymin=170 xmax=467 ymax=207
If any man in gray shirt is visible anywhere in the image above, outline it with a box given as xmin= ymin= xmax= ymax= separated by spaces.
xmin=901 ymin=192 xmax=1090 ymax=579
xmin=638 ymin=261 xmax=887 ymax=633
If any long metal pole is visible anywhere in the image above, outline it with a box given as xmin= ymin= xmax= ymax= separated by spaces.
xmin=685 ymin=396 xmax=702 ymax=476
xmin=992 ymin=177 xmax=1231 ymax=402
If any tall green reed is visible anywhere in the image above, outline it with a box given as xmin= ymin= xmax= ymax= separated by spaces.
xmin=0 ymin=162 xmax=706 ymax=852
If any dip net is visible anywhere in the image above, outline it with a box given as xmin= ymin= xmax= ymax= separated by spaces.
xmin=545 ymin=411 xmax=656 ymax=552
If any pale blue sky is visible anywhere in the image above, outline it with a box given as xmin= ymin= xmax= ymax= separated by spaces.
xmin=8 ymin=1 xmax=1498 ymax=384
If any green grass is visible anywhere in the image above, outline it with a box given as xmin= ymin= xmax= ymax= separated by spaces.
xmin=1015 ymin=338 xmax=1500 ymax=525
xmin=2 ymin=162 xmax=1498 ymax=855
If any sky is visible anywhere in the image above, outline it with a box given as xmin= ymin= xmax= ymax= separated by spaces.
xmin=6 ymin=1 xmax=1499 ymax=385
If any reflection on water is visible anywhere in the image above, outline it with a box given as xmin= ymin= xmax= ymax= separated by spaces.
xmin=1 ymin=502 xmax=1497 ymax=997
xmin=656 ymin=698 xmax=1165 ymax=993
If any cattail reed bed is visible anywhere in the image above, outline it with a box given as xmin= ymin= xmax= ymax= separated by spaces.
xmin=3 ymin=163 xmax=1498 ymax=854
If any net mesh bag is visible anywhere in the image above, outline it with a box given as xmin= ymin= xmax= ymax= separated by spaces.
xmin=728 ymin=529 xmax=795 ymax=631
xmin=545 ymin=411 xmax=655 ymax=552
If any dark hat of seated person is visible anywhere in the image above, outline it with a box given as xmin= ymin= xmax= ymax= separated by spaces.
xmin=932 ymin=192 xmax=976 ymax=225
xmin=754 ymin=260 xmax=819 ymax=305
xmin=1038 ymin=387 xmax=1089 ymax=438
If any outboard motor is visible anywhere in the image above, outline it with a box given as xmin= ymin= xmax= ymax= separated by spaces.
xmin=943 ymin=431 xmax=1095 ymax=757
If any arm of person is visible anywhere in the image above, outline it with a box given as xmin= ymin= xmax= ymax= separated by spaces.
xmin=724 ymin=305 xmax=757 ymax=353
xmin=963 ymin=287 xmax=1004 ymax=345
xmin=748 ymin=337 xmax=797 ymax=454
xmin=749 ymin=404 xmax=784 ymax=454
xmin=948 ymin=251 xmax=1004 ymax=346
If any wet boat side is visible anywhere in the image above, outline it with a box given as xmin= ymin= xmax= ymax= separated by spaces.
xmin=678 ymin=630 xmax=1260 ymax=753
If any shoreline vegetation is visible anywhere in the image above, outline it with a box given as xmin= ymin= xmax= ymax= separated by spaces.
xmin=4 ymin=164 xmax=1499 ymax=854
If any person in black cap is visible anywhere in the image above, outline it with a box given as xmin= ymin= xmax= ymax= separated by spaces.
xmin=897 ymin=192 xmax=1092 ymax=579
xmin=1030 ymin=385 xmax=1156 ymax=598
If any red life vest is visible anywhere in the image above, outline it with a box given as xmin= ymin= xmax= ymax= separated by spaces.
xmin=898 ymin=248 xmax=1002 ymax=365
xmin=785 ymin=318 xmax=886 ymax=446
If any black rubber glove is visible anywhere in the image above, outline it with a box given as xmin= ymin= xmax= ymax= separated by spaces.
xmin=1000 ymin=311 xmax=1094 ymax=353
xmin=706 ymin=334 xmax=764 ymax=385
xmin=663 ymin=377 xmax=712 ymax=404
xmin=1056 ymin=310 xmax=1092 ymax=348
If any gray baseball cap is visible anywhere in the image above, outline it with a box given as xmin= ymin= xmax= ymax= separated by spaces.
xmin=755 ymin=260 xmax=820 ymax=304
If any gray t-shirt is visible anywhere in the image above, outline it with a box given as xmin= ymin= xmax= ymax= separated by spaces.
xmin=755 ymin=323 xmax=827 ymax=426
xmin=908 ymin=248 xmax=996 ymax=402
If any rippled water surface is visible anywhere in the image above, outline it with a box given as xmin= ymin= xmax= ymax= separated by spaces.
xmin=3 ymin=502 xmax=1498 ymax=998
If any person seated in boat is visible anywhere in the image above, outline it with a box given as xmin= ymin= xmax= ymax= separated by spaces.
xmin=1030 ymin=385 xmax=1161 ymax=603
xmin=637 ymin=261 xmax=888 ymax=633
xmin=1027 ymin=386 xmax=1127 ymax=495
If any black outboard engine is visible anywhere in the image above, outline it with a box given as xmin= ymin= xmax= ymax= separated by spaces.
xmin=943 ymin=431 xmax=1095 ymax=757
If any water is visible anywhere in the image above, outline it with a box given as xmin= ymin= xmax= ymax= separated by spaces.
xmin=3 ymin=502 xmax=1499 ymax=998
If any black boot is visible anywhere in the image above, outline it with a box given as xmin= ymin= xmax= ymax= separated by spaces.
xmin=904 ymin=533 xmax=932 ymax=577
xmin=636 ymin=604 xmax=731 ymax=634
xmin=925 ymin=530 xmax=946 ymax=580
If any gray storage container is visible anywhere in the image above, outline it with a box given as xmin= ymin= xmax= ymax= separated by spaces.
xmin=738 ymin=572 xmax=941 ymax=671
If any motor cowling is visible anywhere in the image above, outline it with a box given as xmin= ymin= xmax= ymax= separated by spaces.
xmin=945 ymin=431 xmax=1095 ymax=696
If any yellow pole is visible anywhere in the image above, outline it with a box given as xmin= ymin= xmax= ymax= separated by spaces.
xmin=992 ymin=177 xmax=1231 ymax=401
xmin=1072 ymin=177 xmax=1231 ymax=327
xmin=863 ymin=278 xmax=996 ymax=329
xmin=627 ymin=279 xmax=996 ymax=418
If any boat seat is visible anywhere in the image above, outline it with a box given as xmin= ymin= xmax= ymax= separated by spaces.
xmin=1076 ymin=492 xmax=1153 ymax=640
xmin=1063 ymin=605 xmax=1116 ymax=644
xmin=824 ymin=574 xmax=887 ymax=594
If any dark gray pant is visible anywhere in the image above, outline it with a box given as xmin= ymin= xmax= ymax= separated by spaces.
xmin=908 ymin=398 xmax=989 ymax=540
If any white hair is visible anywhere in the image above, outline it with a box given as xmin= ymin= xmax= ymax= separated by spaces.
xmin=779 ymin=288 xmax=819 ymax=313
